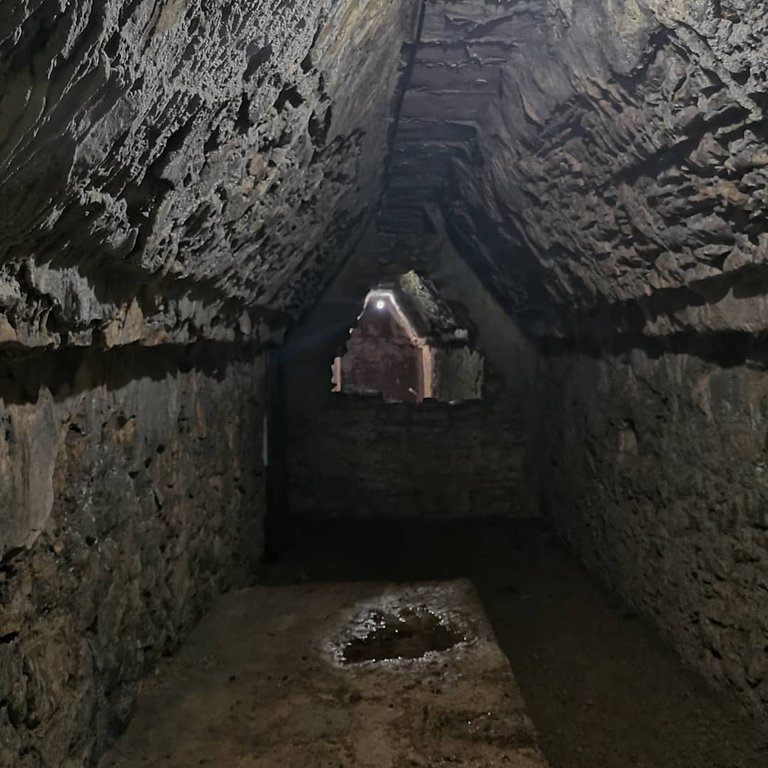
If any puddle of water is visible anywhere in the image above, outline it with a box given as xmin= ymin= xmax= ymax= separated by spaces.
xmin=341 ymin=607 xmax=464 ymax=664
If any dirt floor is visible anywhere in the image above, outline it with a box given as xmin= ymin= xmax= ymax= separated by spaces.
xmin=99 ymin=580 xmax=549 ymax=767
xmin=262 ymin=519 xmax=768 ymax=768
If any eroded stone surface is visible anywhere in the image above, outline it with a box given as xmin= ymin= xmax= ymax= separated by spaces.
xmin=0 ymin=5 xmax=415 ymax=766
xmin=383 ymin=0 xmax=768 ymax=337
xmin=0 ymin=0 xmax=413 ymax=349
xmin=4 ymin=0 xmax=768 ymax=756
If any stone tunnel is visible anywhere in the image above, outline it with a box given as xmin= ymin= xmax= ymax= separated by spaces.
xmin=2 ymin=1 xmax=768 ymax=766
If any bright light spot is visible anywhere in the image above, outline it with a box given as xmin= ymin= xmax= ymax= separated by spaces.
xmin=375 ymin=299 xmax=386 ymax=310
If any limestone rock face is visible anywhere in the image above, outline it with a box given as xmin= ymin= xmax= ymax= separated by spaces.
xmin=0 ymin=0 xmax=413 ymax=349
xmin=384 ymin=0 xmax=768 ymax=337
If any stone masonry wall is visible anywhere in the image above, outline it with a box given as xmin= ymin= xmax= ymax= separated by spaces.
xmin=534 ymin=347 xmax=768 ymax=723
xmin=289 ymin=392 xmax=528 ymax=520
xmin=285 ymin=223 xmax=539 ymax=523
xmin=0 ymin=345 xmax=265 ymax=767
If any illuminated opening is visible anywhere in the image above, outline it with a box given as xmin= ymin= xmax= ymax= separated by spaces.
xmin=331 ymin=274 xmax=484 ymax=403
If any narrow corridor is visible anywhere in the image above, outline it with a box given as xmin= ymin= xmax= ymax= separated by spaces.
xmin=4 ymin=2 xmax=768 ymax=765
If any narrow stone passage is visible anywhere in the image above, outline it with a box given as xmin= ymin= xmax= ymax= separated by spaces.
xmin=4 ymin=2 xmax=768 ymax=765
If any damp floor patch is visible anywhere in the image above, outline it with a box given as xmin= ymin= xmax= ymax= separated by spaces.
xmin=99 ymin=580 xmax=550 ymax=768
xmin=339 ymin=607 xmax=464 ymax=664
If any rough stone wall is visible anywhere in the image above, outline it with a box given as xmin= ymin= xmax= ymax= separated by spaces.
xmin=289 ymin=392 xmax=528 ymax=519
xmin=0 ymin=0 xmax=413 ymax=349
xmin=0 ymin=3 xmax=415 ymax=762
xmin=380 ymin=0 xmax=768 ymax=720
xmin=0 ymin=346 xmax=265 ymax=767
xmin=533 ymin=348 xmax=768 ymax=723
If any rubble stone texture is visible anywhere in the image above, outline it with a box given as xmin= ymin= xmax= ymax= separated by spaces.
xmin=0 ymin=1 xmax=413 ymax=765
xmin=289 ymin=0 xmax=768 ymax=726
xmin=532 ymin=350 xmax=768 ymax=724
xmin=4 ymin=0 xmax=768 ymax=762
xmin=0 ymin=0 xmax=413 ymax=348
xmin=0 ymin=349 xmax=265 ymax=767
xmin=290 ymin=395 xmax=529 ymax=519
xmin=385 ymin=0 xmax=768 ymax=336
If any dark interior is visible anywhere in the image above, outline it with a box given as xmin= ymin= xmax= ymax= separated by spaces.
xmin=1 ymin=2 xmax=768 ymax=766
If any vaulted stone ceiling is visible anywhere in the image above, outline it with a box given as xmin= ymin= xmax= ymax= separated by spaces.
xmin=0 ymin=0 xmax=413 ymax=349
xmin=382 ymin=0 xmax=768 ymax=340
xmin=2 ymin=0 xmax=766 ymax=349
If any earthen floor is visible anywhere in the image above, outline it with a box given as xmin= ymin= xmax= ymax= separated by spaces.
xmin=99 ymin=580 xmax=549 ymax=768
xmin=264 ymin=519 xmax=768 ymax=768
